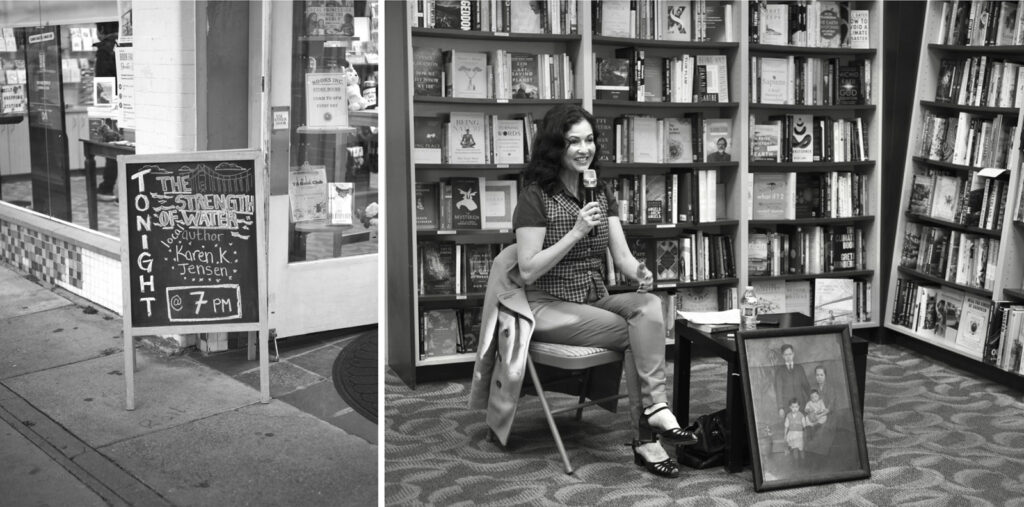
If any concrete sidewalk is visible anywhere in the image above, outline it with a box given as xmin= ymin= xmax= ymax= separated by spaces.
xmin=0 ymin=264 xmax=377 ymax=506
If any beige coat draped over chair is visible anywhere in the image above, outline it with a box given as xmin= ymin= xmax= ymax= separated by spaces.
xmin=468 ymin=244 xmax=535 ymax=445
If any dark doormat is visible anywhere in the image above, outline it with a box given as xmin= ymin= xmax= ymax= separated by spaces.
xmin=333 ymin=331 xmax=377 ymax=423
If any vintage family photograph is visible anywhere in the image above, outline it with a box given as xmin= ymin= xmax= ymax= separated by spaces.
xmin=737 ymin=326 xmax=870 ymax=491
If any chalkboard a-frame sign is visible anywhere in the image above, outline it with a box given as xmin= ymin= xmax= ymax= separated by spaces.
xmin=119 ymin=150 xmax=269 ymax=409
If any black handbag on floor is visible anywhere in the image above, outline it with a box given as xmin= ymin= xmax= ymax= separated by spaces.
xmin=676 ymin=409 xmax=728 ymax=469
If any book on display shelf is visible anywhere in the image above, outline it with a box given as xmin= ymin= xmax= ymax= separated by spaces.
xmin=415 ymin=182 xmax=440 ymax=230
xmin=413 ymin=116 xmax=444 ymax=164
xmin=419 ymin=240 xmax=458 ymax=296
xmin=752 ymin=279 xmax=787 ymax=315
xmin=655 ymin=239 xmax=680 ymax=281
xmin=288 ymin=165 xmax=328 ymax=223
xmin=664 ymin=0 xmax=693 ymax=41
xmin=644 ymin=173 xmax=667 ymax=224
xmin=664 ymin=117 xmax=695 ymax=164
xmin=492 ymin=118 xmax=526 ymax=165
xmin=327 ymin=182 xmax=354 ymax=225
xmin=757 ymin=57 xmax=789 ymax=105
xmin=814 ymin=278 xmax=856 ymax=326
xmin=596 ymin=0 xmax=632 ymax=38
xmin=786 ymin=280 xmax=812 ymax=317
xmin=930 ymin=287 xmax=966 ymax=343
xmin=445 ymin=50 xmax=489 ymax=99
xmin=510 ymin=0 xmax=543 ymax=34
xmin=481 ymin=179 xmax=517 ymax=230
xmin=447 ymin=112 xmax=487 ymax=164
xmin=449 ymin=176 xmax=484 ymax=230
xmin=955 ymin=294 xmax=991 ymax=357
xmin=849 ymin=9 xmax=870 ymax=49
xmin=595 ymin=57 xmax=630 ymax=101
xmin=761 ymin=3 xmax=789 ymax=46
xmin=751 ymin=172 xmax=795 ymax=220
xmin=412 ymin=47 xmax=444 ymax=97
xmin=432 ymin=0 xmax=467 ymax=30
xmin=509 ymin=52 xmax=540 ymax=100
xmin=676 ymin=286 xmax=720 ymax=312
xmin=751 ymin=120 xmax=783 ymax=162
xmin=702 ymin=118 xmax=733 ymax=163
xmin=459 ymin=307 xmax=482 ymax=354
xmin=420 ymin=308 xmax=460 ymax=359
xmin=304 ymin=0 xmax=355 ymax=36
xmin=695 ymin=54 xmax=729 ymax=103
xmin=463 ymin=243 xmax=497 ymax=294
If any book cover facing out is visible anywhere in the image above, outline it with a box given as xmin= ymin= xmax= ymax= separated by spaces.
xmin=814 ymin=277 xmax=856 ymax=325
xmin=412 ymin=47 xmax=443 ymax=97
xmin=482 ymin=179 xmax=517 ymax=230
xmin=421 ymin=308 xmax=459 ymax=357
xmin=419 ymin=241 xmax=456 ymax=295
xmin=415 ymin=182 xmax=439 ymax=230
xmin=413 ymin=116 xmax=443 ymax=164
xmin=449 ymin=176 xmax=483 ymax=229
xmin=703 ymin=118 xmax=733 ymax=162
xmin=448 ymin=112 xmax=486 ymax=164
xmin=510 ymin=53 xmax=540 ymax=99
xmin=327 ymin=181 xmax=354 ymax=225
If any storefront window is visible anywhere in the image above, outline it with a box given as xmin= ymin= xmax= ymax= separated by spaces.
xmin=0 ymin=19 xmax=129 ymax=238
xmin=285 ymin=0 xmax=378 ymax=262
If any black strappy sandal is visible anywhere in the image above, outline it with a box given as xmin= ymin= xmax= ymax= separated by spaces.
xmin=632 ymin=439 xmax=680 ymax=478
xmin=640 ymin=404 xmax=699 ymax=445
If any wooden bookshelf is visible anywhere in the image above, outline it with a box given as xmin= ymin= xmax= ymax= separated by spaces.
xmin=885 ymin=0 xmax=1024 ymax=383
xmin=744 ymin=0 xmax=883 ymax=326
xmin=388 ymin=1 xmax=892 ymax=386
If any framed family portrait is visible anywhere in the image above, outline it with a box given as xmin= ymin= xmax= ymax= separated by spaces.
xmin=736 ymin=325 xmax=870 ymax=492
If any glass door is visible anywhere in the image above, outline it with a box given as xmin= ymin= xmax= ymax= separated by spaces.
xmin=264 ymin=0 xmax=379 ymax=338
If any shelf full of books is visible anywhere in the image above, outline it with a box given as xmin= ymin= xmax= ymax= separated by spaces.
xmin=744 ymin=0 xmax=882 ymax=329
xmin=886 ymin=0 xmax=1024 ymax=379
xmin=392 ymin=0 xmax=890 ymax=385
xmin=589 ymin=0 xmax=743 ymax=323
xmin=409 ymin=3 xmax=583 ymax=368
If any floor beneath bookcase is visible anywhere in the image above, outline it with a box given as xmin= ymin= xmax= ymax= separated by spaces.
xmin=385 ymin=342 xmax=1024 ymax=504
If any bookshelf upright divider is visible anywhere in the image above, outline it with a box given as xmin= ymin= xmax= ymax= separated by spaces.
xmin=885 ymin=0 xmax=1024 ymax=380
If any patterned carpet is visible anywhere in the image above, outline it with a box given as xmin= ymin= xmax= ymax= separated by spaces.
xmin=385 ymin=343 xmax=1024 ymax=505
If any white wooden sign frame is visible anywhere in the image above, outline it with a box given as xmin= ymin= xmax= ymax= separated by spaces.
xmin=118 ymin=149 xmax=269 ymax=409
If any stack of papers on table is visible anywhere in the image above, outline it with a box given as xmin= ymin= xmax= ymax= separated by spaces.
xmin=677 ymin=309 xmax=740 ymax=333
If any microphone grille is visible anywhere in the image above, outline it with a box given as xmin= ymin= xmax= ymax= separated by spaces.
xmin=583 ymin=169 xmax=598 ymax=187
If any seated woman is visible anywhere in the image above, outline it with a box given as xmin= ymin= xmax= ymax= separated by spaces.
xmin=512 ymin=103 xmax=696 ymax=478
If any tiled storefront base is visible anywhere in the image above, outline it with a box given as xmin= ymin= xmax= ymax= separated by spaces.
xmin=0 ymin=202 xmax=123 ymax=315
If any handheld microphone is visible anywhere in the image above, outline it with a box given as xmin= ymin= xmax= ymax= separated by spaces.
xmin=583 ymin=169 xmax=598 ymax=236
xmin=583 ymin=169 xmax=598 ymax=203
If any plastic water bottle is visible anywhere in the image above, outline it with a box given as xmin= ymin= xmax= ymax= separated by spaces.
xmin=741 ymin=286 xmax=758 ymax=331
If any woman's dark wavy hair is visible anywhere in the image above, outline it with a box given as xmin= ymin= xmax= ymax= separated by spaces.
xmin=521 ymin=104 xmax=603 ymax=195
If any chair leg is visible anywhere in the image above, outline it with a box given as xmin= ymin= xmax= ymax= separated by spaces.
xmin=575 ymin=369 xmax=591 ymax=421
xmin=527 ymin=356 xmax=574 ymax=475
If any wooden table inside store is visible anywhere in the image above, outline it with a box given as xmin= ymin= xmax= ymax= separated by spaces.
xmin=291 ymin=220 xmax=373 ymax=260
xmin=674 ymin=312 xmax=869 ymax=473
xmin=81 ymin=138 xmax=135 ymax=230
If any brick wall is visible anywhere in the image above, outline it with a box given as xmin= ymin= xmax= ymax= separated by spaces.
xmin=131 ymin=1 xmax=198 ymax=154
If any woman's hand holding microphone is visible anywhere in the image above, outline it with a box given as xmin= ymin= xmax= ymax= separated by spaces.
xmin=573 ymin=202 xmax=602 ymax=238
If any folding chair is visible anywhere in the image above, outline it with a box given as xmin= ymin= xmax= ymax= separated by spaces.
xmin=524 ymin=341 xmax=629 ymax=474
